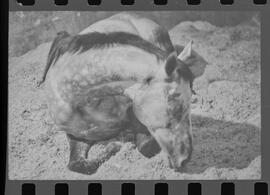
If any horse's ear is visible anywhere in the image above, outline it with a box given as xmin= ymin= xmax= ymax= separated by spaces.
xmin=178 ymin=41 xmax=193 ymax=61
xmin=165 ymin=52 xmax=177 ymax=76
xmin=175 ymin=42 xmax=207 ymax=78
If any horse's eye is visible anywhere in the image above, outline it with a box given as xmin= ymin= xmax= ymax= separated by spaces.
xmin=144 ymin=76 xmax=153 ymax=85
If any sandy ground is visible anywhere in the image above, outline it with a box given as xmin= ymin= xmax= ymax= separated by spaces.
xmin=8 ymin=20 xmax=261 ymax=180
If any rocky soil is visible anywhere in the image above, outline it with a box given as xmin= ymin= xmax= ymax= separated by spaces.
xmin=8 ymin=19 xmax=261 ymax=179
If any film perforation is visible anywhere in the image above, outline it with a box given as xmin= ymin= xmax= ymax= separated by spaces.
xmin=121 ymin=0 xmax=135 ymax=5
xmin=12 ymin=0 xmax=270 ymax=7
xmin=254 ymin=182 xmax=268 ymax=195
xmin=221 ymin=183 xmax=235 ymax=195
xmin=21 ymin=183 xmax=35 ymax=195
xmin=155 ymin=183 xmax=168 ymax=195
xmin=154 ymin=0 xmax=167 ymax=5
xmin=188 ymin=183 xmax=201 ymax=195
xmin=17 ymin=182 xmax=270 ymax=195
xmin=220 ymin=0 xmax=234 ymax=5
xmin=55 ymin=183 xmax=68 ymax=195
xmin=121 ymin=183 xmax=135 ymax=195
xmin=54 ymin=0 xmax=68 ymax=6
xmin=187 ymin=0 xmax=201 ymax=5
xmin=254 ymin=0 xmax=267 ymax=4
xmin=88 ymin=183 xmax=102 ymax=195
xmin=16 ymin=0 xmax=35 ymax=6
xmin=88 ymin=0 xmax=102 ymax=5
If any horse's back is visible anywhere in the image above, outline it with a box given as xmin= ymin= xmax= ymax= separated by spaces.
xmin=79 ymin=12 xmax=174 ymax=52
xmin=79 ymin=13 xmax=140 ymax=35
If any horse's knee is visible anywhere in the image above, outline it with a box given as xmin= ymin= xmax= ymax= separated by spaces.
xmin=66 ymin=134 xmax=122 ymax=175
xmin=67 ymin=134 xmax=98 ymax=174
xmin=136 ymin=133 xmax=161 ymax=158
xmin=68 ymin=157 xmax=99 ymax=175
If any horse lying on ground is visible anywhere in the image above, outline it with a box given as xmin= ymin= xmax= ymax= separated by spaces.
xmin=43 ymin=12 xmax=207 ymax=174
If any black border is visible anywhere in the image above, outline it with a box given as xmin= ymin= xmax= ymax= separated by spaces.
xmin=2 ymin=0 xmax=8 ymax=195
xmin=5 ymin=0 xmax=270 ymax=194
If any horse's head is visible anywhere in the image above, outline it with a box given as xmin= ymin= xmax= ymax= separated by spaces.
xmin=125 ymin=41 xmax=207 ymax=171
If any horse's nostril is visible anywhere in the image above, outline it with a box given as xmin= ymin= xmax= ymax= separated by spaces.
xmin=173 ymin=159 xmax=189 ymax=172
xmin=180 ymin=158 xmax=190 ymax=169
xmin=166 ymin=122 xmax=172 ymax=128
xmin=172 ymin=93 xmax=181 ymax=98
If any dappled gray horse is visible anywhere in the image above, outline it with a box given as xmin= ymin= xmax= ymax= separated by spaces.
xmin=44 ymin=13 xmax=207 ymax=174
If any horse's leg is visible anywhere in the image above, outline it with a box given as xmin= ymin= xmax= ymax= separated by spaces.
xmin=127 ymin=107 xmax=161 ymax=158
xmin=67 ymin=134 xmax=121 ymax=175
xmin=136 ymin=133 xmax=161 ymax=158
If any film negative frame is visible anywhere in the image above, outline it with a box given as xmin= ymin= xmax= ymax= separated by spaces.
xmin=4 ymin=0 xmax=270 ymax=194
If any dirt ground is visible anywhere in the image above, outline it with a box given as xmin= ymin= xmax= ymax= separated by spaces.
xmin=8 ymin=19 xmax=261 ymax=180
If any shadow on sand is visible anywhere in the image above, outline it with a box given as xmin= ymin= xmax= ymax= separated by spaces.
xmin=183 ymin=114 xmax=260 ymax=173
